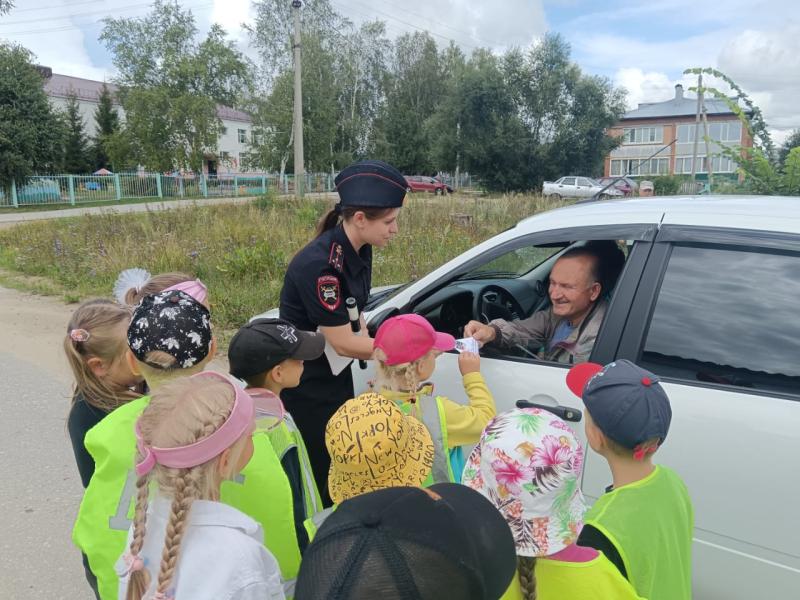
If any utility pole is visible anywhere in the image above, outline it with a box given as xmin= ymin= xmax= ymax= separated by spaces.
xmin=292 ymin=0 xmax=305 ymax=199
xmin=690 ymin=73 xmax=702 ymax=182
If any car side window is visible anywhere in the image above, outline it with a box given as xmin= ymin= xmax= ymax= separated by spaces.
xmin=578 ymin=177 xmax=593 ymax=187
xmin=562 ymin=177 xmax=575 ymax=186
xmin=639 ymin=244 xmax=800 ymax=397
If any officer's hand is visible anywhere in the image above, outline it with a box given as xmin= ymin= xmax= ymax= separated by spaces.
xmin=458 ymin=351 xmax=481 ymax=375
xmin=464 ymin=320 xmax=495 ymax=344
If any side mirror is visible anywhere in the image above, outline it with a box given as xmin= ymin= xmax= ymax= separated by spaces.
xmin=367 ymin=306 xmax=400 ymax=337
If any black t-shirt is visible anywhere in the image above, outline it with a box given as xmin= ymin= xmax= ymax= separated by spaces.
xmin=577 ymin=523 xmax=628 ymax=579
xmin=67 ymin=393 xmax=109 ymax=488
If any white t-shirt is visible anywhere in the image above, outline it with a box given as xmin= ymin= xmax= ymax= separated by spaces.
xmin=116 ymin=496 xmax=285 ymax=600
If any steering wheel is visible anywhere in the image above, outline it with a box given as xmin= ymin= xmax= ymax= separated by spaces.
xmin=473 ymin=284 xmax=525 ymax=324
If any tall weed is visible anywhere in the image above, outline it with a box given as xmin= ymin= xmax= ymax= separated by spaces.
xmin=0 ymin=194 xmax=566 ymax=330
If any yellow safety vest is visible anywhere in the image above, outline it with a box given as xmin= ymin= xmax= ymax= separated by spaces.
xmin=583 ymin=465 xmax=693 ymax=600
xmin=500 ymin=552 xmax=645 ymax=600
xmin=395 ymin=391 xmax=456 ymax=485
xmin=73 ymin=397 xmax=321 ymax=600
xmin=303 ymin=504 xmax=338 ymax=542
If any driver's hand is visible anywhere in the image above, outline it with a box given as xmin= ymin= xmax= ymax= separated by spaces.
xmin=464 ymin=320 xmax=495 ymax=344
xmin=458 ymin=352 xmax=481 ymax=375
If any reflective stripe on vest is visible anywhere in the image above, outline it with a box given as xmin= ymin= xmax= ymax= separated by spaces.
xmin=303 ymin=505 xmax=337 ymax=542
xmin=395 ymin=394 xmax=455 ymax=485
xmin=418 ymin=395 xmax=452 ymax=484
xmin=284 ymin=413 xmax=324 ymax=516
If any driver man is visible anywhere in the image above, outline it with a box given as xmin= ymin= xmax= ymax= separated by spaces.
xmin=464 ymin=246 xmax=612 ymax=364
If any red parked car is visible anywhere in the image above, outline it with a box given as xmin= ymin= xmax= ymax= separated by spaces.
xmin=404 ymin=175 xmax=453 ymax=195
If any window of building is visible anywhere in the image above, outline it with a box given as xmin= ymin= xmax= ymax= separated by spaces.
xmin=677 ymin=121 xmax=743 ymax=144
xmin=238 ymin=128 xmax=247 ymax=143
xmin=622 ymin=126 xmax=663 ymax=145
xmin=639 ymin=244 xmax=800 ymax=397
xmin=610 ymin=157 xmax=669 ymax=176
xmin=674 ymin=155 xmax=735 ymax=174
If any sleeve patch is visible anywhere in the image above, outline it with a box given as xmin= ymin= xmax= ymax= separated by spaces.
xmin=317 ymin=275 xmax=341 ymax=311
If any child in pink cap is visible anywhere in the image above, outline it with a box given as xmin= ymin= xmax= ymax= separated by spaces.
xmin=373 ymin=314 xmax=496 ymax=483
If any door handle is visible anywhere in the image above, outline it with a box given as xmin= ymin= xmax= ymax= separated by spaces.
xmin=515 ymin=394 xmax=582 ymax=422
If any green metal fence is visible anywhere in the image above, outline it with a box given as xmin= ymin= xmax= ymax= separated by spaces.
xmin=0 ymin=172 xmax=337 ymax=208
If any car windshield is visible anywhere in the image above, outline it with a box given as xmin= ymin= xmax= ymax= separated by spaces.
xmin=458 ymin=245 xmax=565 ymax=280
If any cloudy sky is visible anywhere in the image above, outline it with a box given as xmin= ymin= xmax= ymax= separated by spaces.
xmin=1 ymin=0 xmax=798 ymax=142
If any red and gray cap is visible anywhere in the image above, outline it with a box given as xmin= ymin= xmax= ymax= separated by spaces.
xmin=334 ymin=160 xmax=408 ymax=209
xmin=566 ymin=359 xmax=672 ymax=450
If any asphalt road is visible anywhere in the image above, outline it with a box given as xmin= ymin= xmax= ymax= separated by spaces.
xmin=0 ymin=287 xmax=88 ymax=599
xmin=0 ymin=285 xmax=231 ymax=599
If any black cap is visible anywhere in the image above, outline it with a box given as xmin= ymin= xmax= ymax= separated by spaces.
xmin=128 ymin=290 xmax=212 ymax=369
xmin=567 ymin=359 xmax=672 ymax=449
xmin=294 ymin=483 xmax=517 ymax=600
xmin=228 ymin=318 xmax=325 ymax=379
xmin=334 ymin=160 xmax=408 ymax=209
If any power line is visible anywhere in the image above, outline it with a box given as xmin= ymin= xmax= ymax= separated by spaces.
xmin=330 ymin=0 xmax=483 ymax=51
xmin=0 ymin=0 xmax=215 ymax=35
xmin=8 ymin=0 xmax=100 ymax=14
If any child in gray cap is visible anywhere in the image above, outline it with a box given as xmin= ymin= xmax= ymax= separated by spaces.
xmin=566 ymin=360 xmax=693 ymax=600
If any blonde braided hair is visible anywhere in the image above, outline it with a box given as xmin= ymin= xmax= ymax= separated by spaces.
xmin=125 ymin=378 xmax=251 ymax=600
xmin=517 ymin=556 xmax=537 ymax=600
xmin=125 ymin=474 xmax=152 ymax=600
xmin=373 ymin=348 xmax=432 ymax=415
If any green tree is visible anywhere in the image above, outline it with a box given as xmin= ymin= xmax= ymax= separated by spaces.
xmin=778 ymin=129 xmax=800 ymax=168
xmin=92 ymin=84 xmax=120 ymax=170
xmin=371 ymin=32 xmax=444 ymax=173
xmin=0 ymin=43 xmax=64 ymax=193
xmin=60 ymin=92 xmax=93 ymax=173
xmin=100 ymin=0 xmax=252 ymax=172
xmin=428 ymin=49 xmax=531 ymax=191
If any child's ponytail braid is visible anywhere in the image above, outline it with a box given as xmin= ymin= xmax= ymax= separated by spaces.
xmin=125 ymin=473 xmax=152 ymax=600
xmin=155 ymin=469 xmax=201 ymax=597
xmin=517 ymin=556 xmax=537 ymax=600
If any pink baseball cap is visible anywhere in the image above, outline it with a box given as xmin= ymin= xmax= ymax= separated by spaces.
xmin=374 ymin=314 xmax=455 ymax=365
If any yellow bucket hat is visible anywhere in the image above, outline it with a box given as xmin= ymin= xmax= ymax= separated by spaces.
xmin=326 ymin=392 xmax=434 ymax=504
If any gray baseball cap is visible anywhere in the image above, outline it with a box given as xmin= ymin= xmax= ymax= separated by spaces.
xmin=566 ymin=360 xmax=672 ymax=449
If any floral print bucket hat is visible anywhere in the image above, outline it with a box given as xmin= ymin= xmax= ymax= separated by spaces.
xmin=462 ymin=408 xmax=587 ymax=557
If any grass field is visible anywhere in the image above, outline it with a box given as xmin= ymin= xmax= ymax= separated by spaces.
xmin=0 ymin=192 xmax=567 ymax=331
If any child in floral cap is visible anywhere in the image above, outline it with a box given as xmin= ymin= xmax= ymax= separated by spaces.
xmin=462 ymin=408 xmax=643 ymax=600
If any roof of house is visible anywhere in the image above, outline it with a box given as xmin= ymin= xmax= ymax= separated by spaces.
xmin=42 ymin=72 xmax=252 ymax=123
xmin=621 ymin=84 xmax=747 ymax=121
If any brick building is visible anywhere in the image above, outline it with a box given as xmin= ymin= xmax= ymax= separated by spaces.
xmin=604 ymin=84 xmax=752 ymax=180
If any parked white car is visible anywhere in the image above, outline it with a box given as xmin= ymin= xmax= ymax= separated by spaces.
xmin=543 ymin=175 xmax=623 ymax=199
xmin=347 ymin=195 xmax=799 ymax=599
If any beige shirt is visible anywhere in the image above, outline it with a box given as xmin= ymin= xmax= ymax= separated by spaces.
xmin=490 ymin=300 xmax=608 ymax=364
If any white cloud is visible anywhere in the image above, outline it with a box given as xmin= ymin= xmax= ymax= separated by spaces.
xmin=333 ymin=0 xmax=547 ymax=51
xmin=610 ymin=22 xmax=800 ymax=145
xmin=0 ymin=0 xmax=112 ymax=79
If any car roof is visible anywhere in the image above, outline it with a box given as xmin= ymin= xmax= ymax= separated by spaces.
xmin=515 ymin=195 xmax=800 ymax=236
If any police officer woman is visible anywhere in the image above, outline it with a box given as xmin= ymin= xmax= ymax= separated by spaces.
xmin=279 ymin=160 xmax=407 ymax=505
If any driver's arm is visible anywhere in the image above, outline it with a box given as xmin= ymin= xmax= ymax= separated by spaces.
xmin=466 ymin=310 xmax=551 ymax=349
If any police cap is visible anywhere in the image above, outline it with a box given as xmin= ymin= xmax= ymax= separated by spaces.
xmin=334 ymin=160 xmax=408 ymax=209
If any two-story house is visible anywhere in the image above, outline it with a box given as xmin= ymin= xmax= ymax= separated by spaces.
xmin=604 ymin=84 xmax=752 ymax=181
xmin=42 ymin=69 xmax=255 ymax=175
